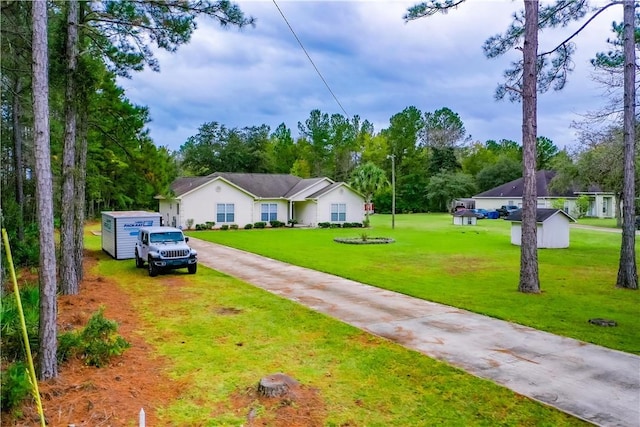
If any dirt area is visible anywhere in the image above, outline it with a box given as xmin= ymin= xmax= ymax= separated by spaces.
xmin=3 ymin=251 xmax=325 ymax=426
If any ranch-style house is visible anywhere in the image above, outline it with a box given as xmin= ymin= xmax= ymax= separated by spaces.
xmin=473 ymin=170 xmax=617 ymax=219
xmin=157 ymin=172 xmax=365 ymax=229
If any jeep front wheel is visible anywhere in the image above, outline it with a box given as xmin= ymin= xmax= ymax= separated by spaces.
xmin=135 ymin=250 xmax=144 ymax=268
xmin=148 ymin=258 xmax=159 ymax=277
xmin=188 ymin=263 xmax=197 ymax=274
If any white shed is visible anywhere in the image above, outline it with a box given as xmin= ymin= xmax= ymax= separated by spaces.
xmin=452 ymin=210 xmax=478 ymax=226
xmin=101 ymin=211 xmax=161 ymax=259
xmin=506 ymin=208 xmax=575 ymax=248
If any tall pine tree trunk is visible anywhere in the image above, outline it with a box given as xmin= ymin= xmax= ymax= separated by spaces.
xmin=32 ymin=0 xmax=58 ymax=380
xmin=60 ymin=0 xmax=80 ymax=295
xmin=74 ymin=109 xmax=89 ymax=282
xmin=616 ymin=0 xmax=637 ymax=289
xmin=518 ymin=0 xmax=540 ymax=293
xmin=12 ymin=78 xmax=25 ymax=241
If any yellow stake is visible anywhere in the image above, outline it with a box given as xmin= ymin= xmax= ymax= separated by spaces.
xmin=2 ymin=228 xmax=46 ymax=426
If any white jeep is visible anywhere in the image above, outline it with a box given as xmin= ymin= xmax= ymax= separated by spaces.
xmin=135 ymin=226 xmax=197 ymax=277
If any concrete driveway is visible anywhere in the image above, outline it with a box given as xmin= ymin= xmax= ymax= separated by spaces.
xmin=189 ymin=238 xmax=640 ymax=427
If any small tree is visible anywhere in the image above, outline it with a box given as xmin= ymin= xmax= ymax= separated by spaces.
xmin=551 ymin=198 xmax=565 ymax=211
xmin=574 ymin=195 xmax=590 ymax=218
xmin=350 ymin=162 xmax=389 ymax=226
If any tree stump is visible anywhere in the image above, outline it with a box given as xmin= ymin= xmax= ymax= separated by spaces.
xmin=257 ymin=373 xmax=299 ymax=398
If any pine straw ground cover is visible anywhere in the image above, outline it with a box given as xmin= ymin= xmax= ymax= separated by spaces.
xmin=4 ymin=226 xmax=588 ymax=426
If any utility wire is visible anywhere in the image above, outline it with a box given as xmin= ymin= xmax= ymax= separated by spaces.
xmin=272 ymin=0 xmax=350 ymax=118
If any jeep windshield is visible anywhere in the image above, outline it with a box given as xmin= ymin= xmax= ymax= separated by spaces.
xmin=150 ymin=232 xmax=184 ymax=243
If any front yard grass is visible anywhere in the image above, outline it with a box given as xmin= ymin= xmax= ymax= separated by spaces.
xmin=90 ymin=231 xmax=587 ymax=425
xmin=190 ymin=213 xmax=640 ymax=354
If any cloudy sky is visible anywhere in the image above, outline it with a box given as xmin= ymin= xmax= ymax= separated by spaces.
xmin=118 ymin=1 xmax=623 ymax=152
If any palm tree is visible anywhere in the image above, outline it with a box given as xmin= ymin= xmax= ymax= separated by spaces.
xmin=350 ymin=162 xmax=389 ymax=226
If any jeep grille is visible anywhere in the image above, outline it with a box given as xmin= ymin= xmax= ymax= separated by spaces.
xmin=160 ymin=249 xmax=189 ymax=258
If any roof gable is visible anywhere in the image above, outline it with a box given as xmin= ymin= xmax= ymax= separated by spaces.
xmin=165 ymin=173 xmax=350 ymax=200
xmin=307 ymin=182 xmax=362 ymax=199
xmin=284 ymin=177 xmax=331 ymax=198
xmin=506 ymin=208 xmax=576 ymax=223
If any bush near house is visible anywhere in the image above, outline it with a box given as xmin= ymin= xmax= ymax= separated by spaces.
xmin=269 ymin=220 xmax=285 ymax=228
xmin=244 ymin=224 xmax=253 ymax=229
xmin=230 ymin=224 xmax=239 ymax=230
xmin=254 ymin=222 xmax=266 ymax=229
xmin=220 ymin=225 xmax=229 ymax=231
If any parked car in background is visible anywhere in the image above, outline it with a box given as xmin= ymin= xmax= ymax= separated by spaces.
xmin=466 ymin=209 xmax=485 ymax=219
xmin=497 ymin=205 xmax=519 ymax=217
xmin=475 ymin=208 xmax=493 ymax=219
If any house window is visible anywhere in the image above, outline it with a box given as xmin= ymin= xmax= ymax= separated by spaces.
xmin=176 ymin=203 xmax=180 ymax=215
xmin=261 ymin=203 xmax=278 ymax=221
xmin=331 ymin=203 xmax=346 ymax=222
xmin=216 ymin=203 xmax=235 ymax=223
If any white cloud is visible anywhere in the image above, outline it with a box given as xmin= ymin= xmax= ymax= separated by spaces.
xmin=118 ymin=0 xmax=625 ymax=152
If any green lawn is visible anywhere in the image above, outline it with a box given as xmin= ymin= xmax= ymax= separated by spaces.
xmin=575 ymin=217 xmax=619 ymax=228
xmin=85 ymin=229 xmax=587 ymax=425
xmin=189 ymin=214 xmax=640 ymax=354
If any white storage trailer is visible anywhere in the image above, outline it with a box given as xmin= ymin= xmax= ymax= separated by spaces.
xmin=101 ymin=211 xmax=161 ymax=259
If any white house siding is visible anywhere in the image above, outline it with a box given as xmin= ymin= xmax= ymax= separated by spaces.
xmin=510 ymin=214 xmax=570 ymax=248
xmin=163 ymin=178 xmax=255 ymax=229
xmin=474 ymin=198 xmax=523 ymax=211
xmin=584 ymin=194 xmax=616 ymax=218
xmin=453 ymin=216 xmax=477 ymax=226
xmin=252 ymin=199 xmax=289 ymax=224
xmin=296 ymin=200 xmax=318 ymax=227
xmin=316 ymin=187 xmax=365 ymax=224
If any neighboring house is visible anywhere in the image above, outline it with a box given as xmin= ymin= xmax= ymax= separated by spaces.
xmin=473 ymin=170 xmax=616 ymax=219
xmin=452 ymin=210 xmax=478 ymax=226
xmin=506 ymin=208 xmax=576 ymax=248
xmin=156 ymin=172 xmax=365 ymax=229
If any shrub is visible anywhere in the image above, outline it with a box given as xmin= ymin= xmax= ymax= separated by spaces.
xmin=195 ymin=224 xmax=203 ymax=231
xmin=318 ymin=222 xmax=331 ymax=229
xmin=1 ymin=285 xmax=40 ymax=361
xmin=186 ymin=219 xmax=195 ymax=230
xmin=343 ymin=222 xmax=362 ymax=228
xmin=230 ymin=224 xmax=239 ymax=230
xmin=244 ymin=224 xmax=253 ymax=230
xmin=0 ymin=361 xmax=31 ymax=414
xmin=58 ymin=307 xmax=130 ymax=368
xmin=205 ymin=221 xmax=215 ymax=229
xmin=254 ymin=222 xmax=266 ymax=229
xmin=269 ymin=220 xmax=284 ymax=228
xmin=574 ymin=195 xmax=590 ymax=218
xmin=220 ymin=224 xmax=229 ymax=231
xmin=288 ymin=219 xmax=298 ymax=227
xmin=330 ymin=223 xmax=342 ymax=228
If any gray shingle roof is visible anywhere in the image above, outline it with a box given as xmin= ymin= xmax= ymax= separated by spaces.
xmin=474 ymin=170 xmax=606 ymax=198
xmin=452 ymin=210 xmax=479 ymax=218
xmin=506 ymin=208 xmax=576 ymax=223
xmin=212 ymin=173 xmax=301 ymax=198
xmin=170 ymin=174 xmax=217 ymax=197
xmin=168 ymin=173 xmax=342 ymax=199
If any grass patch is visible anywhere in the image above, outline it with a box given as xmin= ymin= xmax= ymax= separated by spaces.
xmin=190 ymin=214 xmax=640 ymax=354
xmin=575 ymin=217 xmax=619 ymax=228
xmin=90 ymin=234 xmax=587 ymax=425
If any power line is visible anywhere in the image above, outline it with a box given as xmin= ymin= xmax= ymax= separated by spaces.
xmin=272 ymin=0 xmax=350 ymax=119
